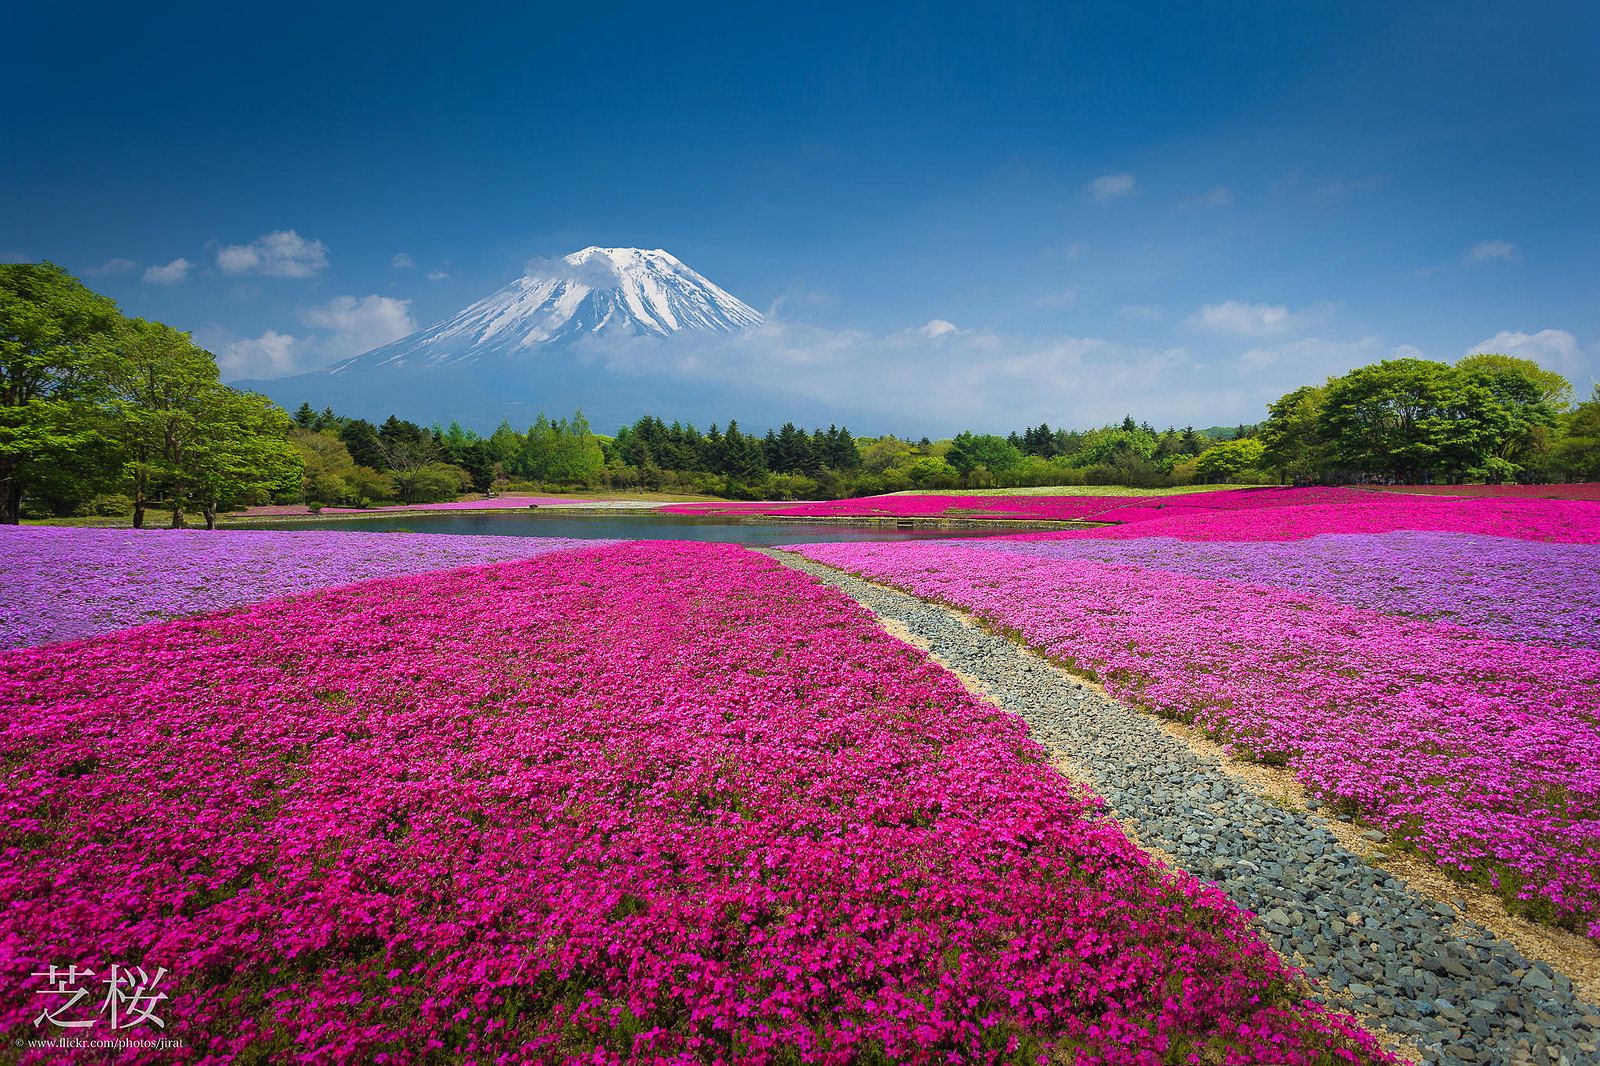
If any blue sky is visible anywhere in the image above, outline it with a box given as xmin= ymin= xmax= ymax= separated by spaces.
xmin=5 ymin=1 xmax=1598 ymax=431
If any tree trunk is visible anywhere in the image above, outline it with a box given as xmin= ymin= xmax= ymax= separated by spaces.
xmin=170 ymin=503 xmax=185 ymax=529
xmin=203 ymin=504 xmax=217 ymax=530
xmin=132 ymin=461 xmax=147 ymax=529
xmin=0 ymin=478 xmax=20 ymax=525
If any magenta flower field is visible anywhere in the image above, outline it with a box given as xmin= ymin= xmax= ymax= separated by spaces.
xmin=1 ymin=542 xmax=1386 ymax=1063
xmin=794 ymin=497 xmax=1600 ymax=937
xmin=0 ymin=527 xmax=605 ymax=649
xmin=665 ymin=486 xmax=1600 ymax=543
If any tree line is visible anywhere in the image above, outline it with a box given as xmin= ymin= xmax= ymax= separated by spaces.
xmin=7 ymin=264 xmax=1597 ymax=524
xmin=1 ymin=264 xmax=301 ymax=525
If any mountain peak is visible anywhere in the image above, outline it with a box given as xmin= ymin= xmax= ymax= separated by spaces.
xmin=563 ymin=245 xmax=679 ymax=268
xmin=327 ymin=246 xmax=762 ymax=377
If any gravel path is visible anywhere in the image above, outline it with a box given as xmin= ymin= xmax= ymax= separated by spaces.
xmin=765 ymin=550 xmax=1600 ymax=1066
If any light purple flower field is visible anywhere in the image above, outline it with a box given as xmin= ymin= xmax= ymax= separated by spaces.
xmin=964 ymin=531 xmax=1600 ymax=648
xmin=0 ymin=527 xmax=608 ymax=650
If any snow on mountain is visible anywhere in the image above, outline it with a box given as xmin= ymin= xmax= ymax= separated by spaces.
xmin=238 ymin=247 xmax=768 ymax=429
xmin=330 ymin=247 xmax=762 ymax=374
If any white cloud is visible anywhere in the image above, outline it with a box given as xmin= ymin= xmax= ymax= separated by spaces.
xmin=1464 ymin=239 xmax=1518 ymax=265
xmin=300 ymin=295 xmax=416 ymax=359
xmin=391 ymin=252 xmax=415 ymax=268
xmin=1416 ymin=239 xmax=1523 ymax=278
xmin=216 ymin=230 xmax=329 ymax=278
xmin=1120 ymin=304 xmax=1163 ymax=321
xmin=1236 ymin=336 xmax=1384 ymax=373
xmin=89 ymin=257 xmax=139 ymax=276
xmin=1465 ymin=329 xmax=1588 ymax=377
xmin=1190 ymin=186 xmax=1233 ymax=208
xmin=218 ymin=330 xmax=301 ymax=378
xmin=1032 ymin=288 xmax=1079 ymax=309
xmin=211 ymin=295 xmax=417 ymax=381
xmin=767 ymin=282 xmax=836 ymax=317
xmin=141 ymin=258 xmax=193 ymax=285
xmin=1185 ymin=300 xmax=1326 ymax=338
xmin=427 ymin=270 xmax=450 ymax=281
xmin=573 ymin=317 xmax=1269 ymax=431
xmin=1087 ymin=172 xmax=1136 ymax=202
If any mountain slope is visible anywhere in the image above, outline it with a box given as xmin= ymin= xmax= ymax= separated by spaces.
xmin=236 ymin=247 xmax=766 ymax=429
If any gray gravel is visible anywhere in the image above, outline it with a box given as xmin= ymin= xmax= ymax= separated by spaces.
xmin=766 ymin=549 xmax=1600 ymax=1066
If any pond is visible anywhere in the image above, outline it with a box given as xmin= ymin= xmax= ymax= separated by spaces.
xmin=231 ymin=510 xmax=1017 ymax=546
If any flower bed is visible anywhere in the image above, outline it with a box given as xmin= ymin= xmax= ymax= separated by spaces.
xmin=0 ymin=542 xmax=1385 ymax=1063
xmin=1016 ymin=492 xmax=1600 ymax=544
xmin=663 ymin=494 xmax=1148 ymax=521
xmin=1373 ymin=483 xmax=1600 ymax=501
xmin=969 ymin=531 xmax=1600 ymax=648
xmin=0 ymin=527 xmax=605 ymax=649
xmin=793 ymin=538 xmax=1600 ymax=937
xmin=668 ymin=487 xmax=1600 ymax=544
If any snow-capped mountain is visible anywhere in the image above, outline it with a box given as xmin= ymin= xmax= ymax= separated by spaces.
xmin=334 ymin=246 xmax=762 ymax=374
xmin=238 ymin=247 xmax=768 ymax=429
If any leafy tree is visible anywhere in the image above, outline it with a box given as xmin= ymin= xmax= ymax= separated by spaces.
xmin=1259 ymin=385 xmax=1330 ymax=482
xmin=522 ymin=411 xmax=605 ymax=483
xmin=1458 ymin=352 xmax=1573 ymax=410
xmin=860 ymin=436 xmax=914 ymax=474
xmin=339 ymin=419 xmax=386 ymax=470
xmin=0 ymin=263 xmax=123 ymax=523
xmin=487 ymin=419 xmax=522 ymax=468
xmin=1321 ymin=358 xmax=1514 ymax=481
xmin=946 ymin=432 xmax=1023 ymax=476
xmin=904 ymin=455 xmax=959 ymax=488
xmin=104 ymin=318 xmax=224 ymax=527
xmin=187 ymin=391 xmax=303 ymax=526
xmin=1553 ymin=385 xmax=1600 ymax=480
xmin=1193 ymin=438 xmax=1267 ymax=483
xmin=1070 ymin=427 xmax=1156 ymax=468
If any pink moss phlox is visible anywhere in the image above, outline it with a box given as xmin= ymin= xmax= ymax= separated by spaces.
xmin=794 ymin=537 xmax=1600 ymax=935
xmin=0 ymin=542 xmax=1387 ymax=1063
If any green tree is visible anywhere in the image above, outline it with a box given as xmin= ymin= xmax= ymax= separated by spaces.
xmin=338 ymin=419 xmax=386 ymax=470
xmin=1320 ymin=358 xmax=1519 ymax=481
xmin=104 ymin=318 xmax=224 ymax=527
xmin=1259 ymin=385 xmax=1331 ymax=482
xmin=292 ymin=428 xmax=395 ymax=506
xmin=187 ymin=390 xmax=304 ymax=526
xmin=1553 ymin=385 xmax=1600 ymax=480
xmin=946 ymin=432 xmax=1023 ymax=476
xmin=0 ymin=263 xmax=124 ymax=523
xmin=904 ymin=455 xmax=960 ymax=488
xmin=1193 ymin=438 xmax=1268 ymax=483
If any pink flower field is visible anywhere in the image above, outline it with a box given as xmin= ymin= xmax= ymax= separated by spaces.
xmin=666 ymin=486 xmax=1600 ymax=542
xmin=793 ymin=495 xmax=1600 ymax=937
xmin=0 ymin=541 xmax=1387 ymax=1063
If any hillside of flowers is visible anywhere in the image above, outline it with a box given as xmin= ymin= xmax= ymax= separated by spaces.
xmin=666 ymin=486 xmax=1600 ymax=542
xmin=972 ymin=531 xmax=1600 ymax=648
xmin=794 ymin=498 xmax=1600 ymax=938
xmin=1 ymin=541 xmax=1388 ymax=1063
xmin=0 ymin=527 xmax=606 ymax=649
